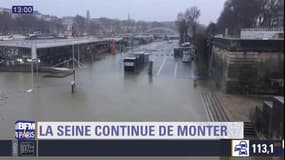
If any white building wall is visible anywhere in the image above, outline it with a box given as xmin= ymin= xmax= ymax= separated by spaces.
xmin=241 ymin=28 xmax=284 ymax=39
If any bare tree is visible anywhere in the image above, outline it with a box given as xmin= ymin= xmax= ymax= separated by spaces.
xmin=207 ymin=22 xmax=217 ymax=36
xmin=0 ymin=12 xmax=64 ymax=35
xmin=184 ymin=7 xmax=200 ymax=40
xmin=73 ymin=15 xmax=86 ymax=36
xmin=216 ymin=0 xmax=283 ymax=34
xmin=137 ymin=21 xmax=147 ymax=33
xmin=176 ymin=6 xmax=201 ymax=44
xmin=216 ymin=0 xmax=261 ymax=34
xmin=176 ymin=12 xmax=188 ymax=43
xmin=257 ymin=0 xmax=284 ymax=27
xmin=0 ymin=12 xmax=12 ymax=34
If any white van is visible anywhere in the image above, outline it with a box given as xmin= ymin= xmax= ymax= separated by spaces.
xmin=182 ymin=49 xmax=192 ymax=63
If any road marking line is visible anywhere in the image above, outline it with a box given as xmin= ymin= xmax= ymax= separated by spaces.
xmin=157 ymin=56 xmax=167 ymax=76
xmin=174 ymin=62 xmax=178 ymax=78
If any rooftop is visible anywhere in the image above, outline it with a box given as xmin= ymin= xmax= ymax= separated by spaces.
xmin=0 ymin=37 xmax=122 ymax=49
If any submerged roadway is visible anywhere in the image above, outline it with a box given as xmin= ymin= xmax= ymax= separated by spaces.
xmin=0 ymin=40 xmax=212 ymax=139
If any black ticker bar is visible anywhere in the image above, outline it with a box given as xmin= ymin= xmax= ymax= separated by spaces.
xmin=38 ymin=140 xmax=231 ymax=156
xmin=249 ymin=140 xmax=284 ymax=157
xmin=0 ymin=140 xmax=12 ymax=156
xmin=2 ymin=139 xmax=283 ymax=157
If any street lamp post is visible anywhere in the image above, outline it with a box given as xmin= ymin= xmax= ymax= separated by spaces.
xmin=71 ymin=44 xmax=76 ymax=93
xmin=31 ymin=57 xmax=34 ymax=90
xmin=77 ymin=44 xmax=80 ymax=66
xmin=26 ymin=43 xmax=37 ymax=93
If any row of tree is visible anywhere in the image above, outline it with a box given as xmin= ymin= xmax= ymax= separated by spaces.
xmin=175 ymin=6 xmax=210 ymax=74
xmin=175 ymin=0 xmax=284 ymax=70
xmin=216 ymin=0 xmax=284 ymax=35
xmin=0 ymin=12 xmax=64 ymax=35
xmin=176 ymin=0 xmax=284 ymax=43
xmin=176 ymin=7 xmax=201 ymax=44
xmin=0 ymin=9 xmax=176 ymax=36
xmin=176 ymin=6 xmax=208 ymax=56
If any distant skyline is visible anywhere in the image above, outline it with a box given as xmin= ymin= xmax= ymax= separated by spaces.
xmin=0 ymin=0 xmax=226 ymax=24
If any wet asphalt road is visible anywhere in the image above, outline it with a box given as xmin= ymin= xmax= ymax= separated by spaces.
xmin=0 ymin=40 xmax=210 ymax=139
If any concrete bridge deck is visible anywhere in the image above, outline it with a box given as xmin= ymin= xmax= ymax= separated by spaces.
xmin=0 ymin=37 xmax=123 ymax=49
xmin=0 ymin=37 xmax=123 ymax=61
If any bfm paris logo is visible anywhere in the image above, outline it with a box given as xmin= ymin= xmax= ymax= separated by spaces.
xmin=15 ymin=120 xmax=36 ymax=140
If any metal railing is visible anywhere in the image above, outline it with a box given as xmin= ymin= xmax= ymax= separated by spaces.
xmin=241 ymin=27 xmax=284 ymax=32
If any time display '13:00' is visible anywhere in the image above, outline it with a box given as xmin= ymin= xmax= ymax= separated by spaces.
xmin=12 ymin=6 xmax=33 ymax=14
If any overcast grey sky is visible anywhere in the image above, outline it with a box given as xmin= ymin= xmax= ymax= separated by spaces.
xmin=0 ymin=0 xmax=226 ymax=25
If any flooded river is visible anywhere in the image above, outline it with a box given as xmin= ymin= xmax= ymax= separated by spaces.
xmin=0 ymin=40 xmax=211 ymax=139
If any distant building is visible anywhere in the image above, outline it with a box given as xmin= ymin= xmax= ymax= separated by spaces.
xmin=86 ymin=10 xmax=90 ymax=21
xmin=1 ymin=7 xmax=57 ymax=22
xmin=0 ymin=7 xmax=11 ymax=13
xmin=61 ymin=16 xmax=74 ymax=36
xmin=34 ymin=10 xmax=57 ymax=22
xmin=0 ymin=7 xmax=16 ymax=19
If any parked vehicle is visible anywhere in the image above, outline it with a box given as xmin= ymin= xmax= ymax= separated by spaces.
xmin=182 ymin=48 xmax=192 ymax=63
xmin=180 ymin=42 xmax=190 ymax=47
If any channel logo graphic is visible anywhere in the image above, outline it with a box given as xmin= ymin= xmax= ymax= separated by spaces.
xmin=15 ymin=120 xmax=36 ymax=140
xmin=231 ymin=140 xmax=249 ymax=157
